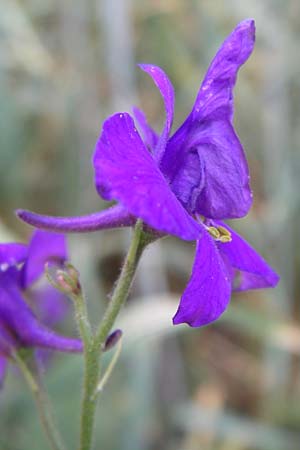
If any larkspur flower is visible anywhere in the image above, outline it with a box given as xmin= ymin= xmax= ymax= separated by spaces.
xmin=0 ymin=230 xmax=82 ymax=387
xmin=17 ymin=19 xmax=279 ymax=328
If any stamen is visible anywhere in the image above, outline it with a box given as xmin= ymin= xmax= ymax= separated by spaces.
xmin=217 ymin=225 xmax=232 ymax=243
xmin=216 ymin=225 xmax=231 ymax=238
xmin=207 ymin=225 xmax=232 ymax=243
xmin=219 ymin=235 xmax=232 ymax=243
xmin=207 ymin=226 xmax=221 ymax=239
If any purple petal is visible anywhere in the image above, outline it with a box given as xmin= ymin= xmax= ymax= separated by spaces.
xmin=0 ymin=319 xmax=18 ymax=355
xmin=0 ymin=275 xmax=82 ymax=353
xmin=216 ymin=222 xmax=279 ymax=291
xmin=16 ymin=204 xmax=135 ymax=233
xmin=21 ymin=230 xmax=67 ymax=289
xmin=139 ymin=64 xmax=174 ymax=161
xmin=30 ymin=285 xmax=69 ymax=327
xmin=171 ymin=120 xmax=252 ymax=218
xmin=93 ymin=112 xmax=201 ymax=240
xmin=192 ymin=19 xmax=255 ymax=121
xmin=132 ymin=106 xmax=158 ymax=151
xmin=0 ymin=243 xmax=27 ymax=266
xmin=161 ymin=20 xmax=255 ymax=219
xmin=173 ymin=230 xmax=231 ymax=327
xmin=0 ymin=356 xmax=7 ymax=388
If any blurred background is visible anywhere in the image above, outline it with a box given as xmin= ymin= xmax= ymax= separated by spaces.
xmin=0 ymin=0 xmax=300 ymax=449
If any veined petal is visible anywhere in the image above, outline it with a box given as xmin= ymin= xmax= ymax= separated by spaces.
xmin=93 ymin=112 xmax=201 ymax=240
xmin=0 ymin=276 xmax=82 ymax=353
xmin=193 ymin=19 xmax=255 ymax=121
xmin=161 ymin=20 xmax=254 ymax=218
xmin=173 ymin=230 xmax=231 ymax=327
xmin=132 ymin=106 xmax=158 ymax=151
xmin=0 ymin=356 xmax=7 ymax=388
xmin=139 ymin=64 xmax=174 ymax=161
xmin=16 ymin=204 xmax=134 ymax=233
xmin=22 ymin=230 xmax=67 ymax=289
xmin=216 ymin=222 xmax=280 ymax=291
xmin=0 ymin=243 xmax=27 ymax=266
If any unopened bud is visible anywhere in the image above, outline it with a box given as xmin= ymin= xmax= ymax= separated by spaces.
xmin=65 ymin=263 xmax=80 ymax=282
xmin=103 ymin=329 xmax=123 ymax=352
xmin=56 ymin=273 xmax=75 ymax=294
xmin=45 ymin=263 xmax=81 ymax=296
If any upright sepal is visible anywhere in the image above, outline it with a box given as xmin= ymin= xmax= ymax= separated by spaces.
xmin=162 ymin=19 xmax=255 ymax=219
xmin=139 ymin=64 xmax=174 ymax=160
xmin=193 ymin=19 xmax=255 ymax=122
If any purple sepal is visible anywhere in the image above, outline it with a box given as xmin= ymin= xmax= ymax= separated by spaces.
xmin=0 ymin=243 xmax=27 ymax=266
xmin=192 ymin=19 xmax=255 ymax=122
xmin=93 ymin=112 xmax=202 ymax=241
xmin=132 ymin=106 xmax=158 ymax=151
xmin=21 ymin=230 xmax=67 ymax=289
xmin=138 ymin=64 xmax=174 ymax=161
xmin=161 ymin=19 xmax=255 ymax=219
xmin=216 ymin=221 xmax=280 ymax=291
xmin=16 ymin=204 xmax=135 ymax=233
xmin=168 ymin=119 xmax=252 ymax=218
xmin=0 ymin=271 xmax=82 ymax=353
xmin=173 ymin=230 xmax=231 ymax=327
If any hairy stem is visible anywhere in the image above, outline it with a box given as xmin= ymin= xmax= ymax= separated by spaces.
xmin=13 ymin=351 xmax=66 ymax=450
xmin=79 ymin=220 xmax=148 ymax=450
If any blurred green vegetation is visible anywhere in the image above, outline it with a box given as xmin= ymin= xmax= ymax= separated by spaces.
xmin=1 ymin=0 xmax=300 ymax=449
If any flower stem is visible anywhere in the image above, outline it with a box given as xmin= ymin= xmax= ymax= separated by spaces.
xmin=71 ymin=288 xmax=92 ymax=348
xmin=13 ymin=351 xmax=66 ymax=450
xmin=95 ymin=219 xmax=147 ymax=347
xmin=78 ymin=220 xmax=148 ymax=450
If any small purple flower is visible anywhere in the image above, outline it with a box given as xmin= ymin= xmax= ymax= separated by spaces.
xmin=17 ymin=20 xmax=279 ymax=328
xmin=0 ymin=230 xmax=82 ymax=387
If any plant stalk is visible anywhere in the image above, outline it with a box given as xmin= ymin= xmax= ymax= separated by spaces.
xmin=78 ymin=220 xmax=148 ymax=450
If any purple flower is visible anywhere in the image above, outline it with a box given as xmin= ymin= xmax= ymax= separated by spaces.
xmin=17 ymin=20 xmax=279 ymax=328
xmin=0 ymin=231 xmax=82 ymax=387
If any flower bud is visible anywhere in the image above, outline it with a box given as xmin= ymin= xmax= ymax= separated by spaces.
xmin=45 ymin=262 xmax=82 ymax=296
xmin=103 ymin=329 xmax=123 ymax=352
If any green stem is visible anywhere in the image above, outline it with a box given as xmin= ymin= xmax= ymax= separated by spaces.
xmin=78 ymin=220 xmax=148 ymax=450
xmin=13 ymin=351 xmax=66 ymax=450
xmin=79 ymin=341 xmax=101 ymax=450
xmin=95 ymin=220 xmax=147 ymax=348
xmin=71 ymin=288 xmax=92 ymax=348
